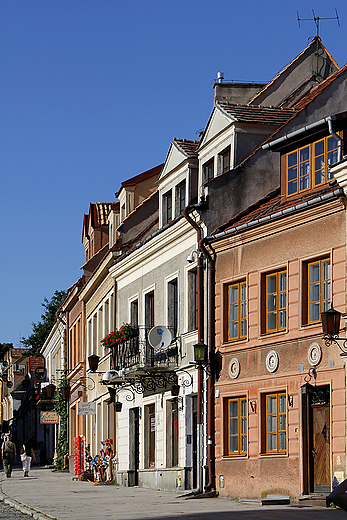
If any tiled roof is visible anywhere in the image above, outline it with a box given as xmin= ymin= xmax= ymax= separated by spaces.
xmin=217 ymin=101 xmax=296 ymax=125
xmin=173 ymin=138 xmax=199 ymax=157
xmin=212 ymin=184 xmax=342 ymax=237
xmin=117 ymin=164 xmax=163 ymax=192
xmin=95 ymin=203 xmax=113 ymax=226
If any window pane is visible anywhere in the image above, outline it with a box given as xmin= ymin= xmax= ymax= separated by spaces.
xmin=300 ymin=147 xmax=309 ymax=162
xmin=230 ymin=286 xmax=238 ymax=303
xmin=229 ymin=401 xmax=238 ymax=418
xmin=315 ymin=140 xmax=324 ymax=156
xmin=230 ymin=436 xmax=238 ymax=453
xmin=240 ymin=399 xmax=247 ymax=416
xmin=309 ymin=263 xmax=319 ymax=283
xmin=327 ymin=135 xmax=338 ymax=152
xmin=279 ymin=432 xmax=286 ymax=450
xmin=279 ymin=309 xmax=286 ymax=329
xmin=268 ymin=433 xmax=277 ymax=451
xmin=267 ymin=275 xmax=276 ymax=294
xmin=288 ymin=152 xmax=297 ymax=168
xmin=267 ymin=395 xmax=277 ymax=414
xmin=279 ymin=273 xmax=286 ymax=291
xmin=309 ymin=302 xmax=320 ymax=322
xmin=267 ymin=312 xmax=276 ymax=331
xmin=230 ymin=418 xmax=238 ymax=435
xmin=288 ymin=179 xmax=297 ymax=195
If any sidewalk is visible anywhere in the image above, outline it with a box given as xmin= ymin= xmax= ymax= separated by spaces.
xmin=0 ymin=465 xmax=344 ymax=520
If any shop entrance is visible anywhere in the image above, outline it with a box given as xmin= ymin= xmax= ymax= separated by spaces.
xmin=303 ymin=385 xmax=330 ymax=493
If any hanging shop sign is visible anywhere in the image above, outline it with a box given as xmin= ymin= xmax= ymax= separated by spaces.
xmin=78 ymin=402 xmax=97 ymax=415
xmin=40 ymin=411 xmax=59 ymax=424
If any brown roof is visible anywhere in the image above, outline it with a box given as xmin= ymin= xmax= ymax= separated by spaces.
xmin=217 ymin=101 xmax=296 ymax=125
xmin=95 ymin=202 xmax=113 ymax=226
xmin=213 ymin=184 xmax=342 ymax=237
xmin=173 ymin=138 xmax=199 ymax=157
xmin=116 ymin=164 xmax=163 ymax=196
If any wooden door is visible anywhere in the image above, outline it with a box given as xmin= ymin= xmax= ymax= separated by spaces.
xmin=312 ymin=404 xmax=330 ymax=492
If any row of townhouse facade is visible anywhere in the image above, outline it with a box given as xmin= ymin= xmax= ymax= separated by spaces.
xmin=35 ymin=36 xmax=347 ymax=499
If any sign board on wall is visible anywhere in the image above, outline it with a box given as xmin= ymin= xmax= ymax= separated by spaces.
xmin=77 ymin=402 xmax=96 ymax=415
xmin=40 ymin=411 xmax=59 ymax=424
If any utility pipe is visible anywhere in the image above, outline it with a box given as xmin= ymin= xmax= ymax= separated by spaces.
xmin=199 ymin=236 xmax=216 ymax=491
xmin=183 ymin=202 xmax=205 ymax=493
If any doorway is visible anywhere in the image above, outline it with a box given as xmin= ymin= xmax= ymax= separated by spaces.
xmin=129 ymin=407 xmax=140 ymax=486
xmin=303 ymin=385 xmax=331 ymax=493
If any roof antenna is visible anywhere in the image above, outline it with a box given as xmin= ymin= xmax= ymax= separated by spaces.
xmin=297 ymin=9 xmax=340 ymax=81
xmin=297 ymin=9 xmax=340 ymax=39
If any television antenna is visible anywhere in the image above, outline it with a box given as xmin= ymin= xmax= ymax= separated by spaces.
xmin=297 ymin=9 xmax=340 ymax=38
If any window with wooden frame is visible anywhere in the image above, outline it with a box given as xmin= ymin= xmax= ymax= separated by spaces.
xmin=188 ymin=269 xmax=198 ymax=332
xmin=163 ymin=190 xmax=172 ymax=225
xmin=265 ymin=270 xmax=286 ymax=333
xmin=220 ymin=147 xmax=231 ymax=174
xmin=176 ymin=181 xmax=186 ymax=215
xmin=265 ymin=392 xmax=286 ymax=454
xmin=168 ymin=278 xmax=178 ymax=337
xmin=227 ymin=281 xmax=247 ymax=341
xmin=227 ymin=397 xmax=247 ymax=456
xmin=307 ymin=258 xmax=330 ymax=324
xmin=286 ymin=135 xmax=338 ymax=196
xmin=203 ymin=159 xmax=214 ymax=183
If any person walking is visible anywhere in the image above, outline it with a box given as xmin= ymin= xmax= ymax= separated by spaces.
xmin=1 ymin=434 xmax=16 ymax=478
xmin=20 ymin=439 xmax=36 ymax=477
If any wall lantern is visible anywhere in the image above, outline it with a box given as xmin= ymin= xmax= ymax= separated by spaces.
xmin=321 ymin=306 xmax=347 ymax=353
xmin=88 ymin=354 xmax=100 ymax=372
xmin=171 ymin=384 xmax=180 ymax=397
xmin=301 ymin=382 xmax=313 ymax=395
xmin=113 ymin=401 xmax=123 ymax=412
xmin=46 ymin=384 xmax=56 ymax=398
xmin=321 ymin=306 xmax=341 ymax=337
xmin=61 ymin=384 xmax=70 ymax=401
xmin=193 ymin=342 xmax=208 ymax=364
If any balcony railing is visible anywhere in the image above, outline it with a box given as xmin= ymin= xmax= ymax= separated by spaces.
xmin=111 ymin=327 xmax=178 ymax=372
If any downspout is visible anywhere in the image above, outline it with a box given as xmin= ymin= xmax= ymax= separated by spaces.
xmin=327 ymin=117 xmax=342 ymax=162
xmin=183 ymin=201 xmax=205 ymax=493
xmin=199 ymin=236 xmax=216 ymax=492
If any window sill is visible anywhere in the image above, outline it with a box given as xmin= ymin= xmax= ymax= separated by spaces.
xmin=259 ymin=330 xmax=287 ymax=339
xmin=222 ymin=454 xmax=248 ymax=460
xmin=259 ymin=452 xmax=288 ymax=458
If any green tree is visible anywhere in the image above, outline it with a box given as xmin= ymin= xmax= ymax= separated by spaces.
xmin=21 ymin=290 xmax=67 ymax=355
xmin=0 ymin=343 xmax=13 ymax=361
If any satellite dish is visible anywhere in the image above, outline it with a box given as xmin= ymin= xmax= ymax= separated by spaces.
xmin=148 ymin=326 xmax=172 ymax=350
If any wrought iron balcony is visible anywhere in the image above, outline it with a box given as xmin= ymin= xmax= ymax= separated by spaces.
xmin=110 ymin=327 xmax=178 ymax=372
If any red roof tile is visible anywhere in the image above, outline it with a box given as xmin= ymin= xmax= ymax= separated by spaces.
xmin=215 ymin=184 xmax=341 ymax=236
xmin=173 ymin=138 xmax=199 ymax=157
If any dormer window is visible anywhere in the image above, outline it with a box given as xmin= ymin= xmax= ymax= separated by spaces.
xmin=220 ymin=147 xmax=230 ymax=174
xmin=163 ymin=190 xmax=172 ymax=225
xmin=286 ymin=135 xmax=338 ymax=196
xmin=176 ymin=181 xmax=186 ymax=215
xmin=203 ymin=159 xmax=214 ymax=183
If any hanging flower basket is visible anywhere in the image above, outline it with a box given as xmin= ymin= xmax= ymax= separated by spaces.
xmin=101 ymin=323 xmax=138 ymax=349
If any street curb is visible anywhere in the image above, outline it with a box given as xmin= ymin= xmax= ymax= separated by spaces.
xmin=0 ymin=472 xmax=57 ymax=520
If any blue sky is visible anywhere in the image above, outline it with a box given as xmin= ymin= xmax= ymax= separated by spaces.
xmin=1 ymin=0 xmax=347 ymax=346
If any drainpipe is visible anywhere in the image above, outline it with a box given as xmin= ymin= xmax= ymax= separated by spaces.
xmin=199 ymin=236 xmax=216 ymax=492
xmin=327 ymin=117 xmax=342 ymax=162
xmin=183 ymin=201 xmax=205 ymax=494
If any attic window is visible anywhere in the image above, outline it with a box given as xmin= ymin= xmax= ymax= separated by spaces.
xmin=203 ymin=159 xmax=214 ymax=183
xmin=286 ymin=135 xmax=338 ymax=196
xmin=220 ymin=147 xmax=230 ymax=174
xmin=163 ymin=190 xmax=172 ymax=225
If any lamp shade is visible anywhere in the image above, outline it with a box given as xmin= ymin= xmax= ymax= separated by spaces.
xmin=61 ymin=384 xmax=70 ymax=401
xmin=46 ymin=383 xmax=56 ymax=398
xmin=171 ymin=384 xmax=180 ymax=397
xmin=88 ymin=354 xmax=100 ymax=372
xmin=321 ymin=306 xmax=341 ymax=336
xmin=194 ymin=341 xmax=208 ymax=364
xmin=113 ymin=401 xmax=122 ymax=412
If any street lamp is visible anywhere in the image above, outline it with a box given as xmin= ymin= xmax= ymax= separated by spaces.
xmin=321 ymin=306 xmax=347 ymax=353
xmin=88 ymin=354 xmax=100 ymax=372
xmin=193 ymin=341 xmax=208 ymax=364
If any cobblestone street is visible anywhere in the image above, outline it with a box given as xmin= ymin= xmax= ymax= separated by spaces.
xmin=0 ymin=500 xmax=31 ymax=519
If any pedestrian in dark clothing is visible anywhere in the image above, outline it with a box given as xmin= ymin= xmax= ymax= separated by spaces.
xmin=327 ymin=478 xmax=347 ymax=511
xmin=1 ymin=434 xmax=16 ymax=478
